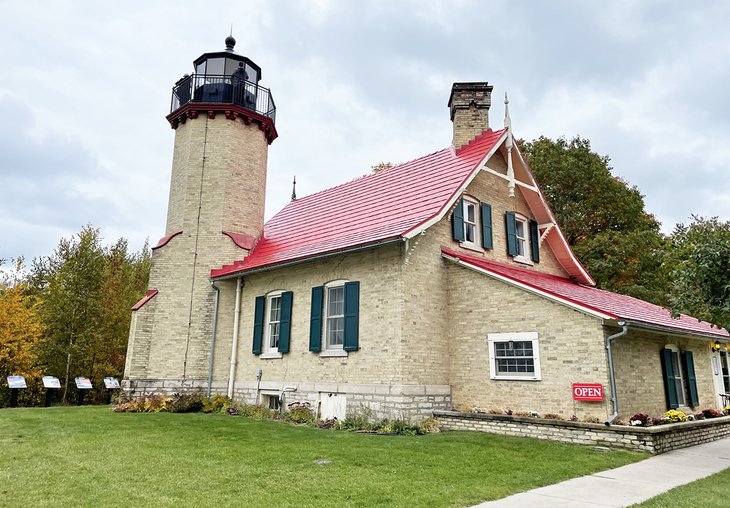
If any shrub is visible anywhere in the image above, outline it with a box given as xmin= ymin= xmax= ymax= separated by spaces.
xmin=336 ymin=407 xmax=375 ymax=431
xmin=486 ymin=407 xmax=503 ymax=415
xmin=702 ymin=408 xmax=723 ymax=419
xmin=238 ymin=404 xmax=278 ymax=419
xmin=513 ymin=411 xmax=530 ymax=417
xmin=167 ymin=392 xmax=205 ymax=413
xmin=285 ymin=403 xmax=315 ymax=424
xmin=543 ymin=413 xmax=563 ymax=420
xmin=629 ymin=413 xmax=650 ymax=426
xmin=583 ymin=416 xmax=601 ymax=424
xmin=662 ymin=410 xmax=687 ymax=423
xmin=202 ymin=394 xmax=233 ymax=413
xmin=420 ymin=417 xmax=440 ymax=433
xmin=317 ymin=418 xmax=338 ymax=429
xmin=651 ymin=416 xmax=663 ymax=426
xmin=724 ymin=405 xmax=730 ymax=415
xmin=694 ymin=412 xmax=705 ymax=420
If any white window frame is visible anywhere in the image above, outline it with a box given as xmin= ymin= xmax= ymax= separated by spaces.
xmin=720 ymin=351 xmax=730 ymax=393
xmin=461 ymin=197 xmax=480 ymax=249
xmin=488 ymin=332 xmax=541 ymax=381
xmin=513 ymin=213 xmax=532 ymax=265
xmin=261 ymin=290 xmax=283 ymax=359
xmin=321 ymin=280 xmax=348 ymax=358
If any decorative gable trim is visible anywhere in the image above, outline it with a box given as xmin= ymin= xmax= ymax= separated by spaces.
xmin=222 ymin=231 xmax=257 ymax=250
xmin=131 ymin=289 xmax=159 ymax=311
xmin=152 ymin=231 xmax=182 ymax=250
xmin=402 ymin=129 xmax=509 ymax=240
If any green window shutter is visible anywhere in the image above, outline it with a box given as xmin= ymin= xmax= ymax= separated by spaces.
xmin=252 ymin=296 xmax=265 ymax=355
xmin=480 ymin=203 xmax=493 ymax=250
xmin=683 ymin=351 xmax=699 ymax=407
xmin=505 ymin=212 xmax=517 ymax=256
xmin=529 ymin=219 xmax=540 ymax=263
xmin=660 ymin=349 xmax=679 ymax=409
xmin=452 ymin=199 xmax=465 ymax=242
xmin=278 ymin=291 xmax=293 ymax=353
xmin=309 ymin=286 xmax=324 ymax=352
xmin=343 ymin=281 xmax=360 ymax=352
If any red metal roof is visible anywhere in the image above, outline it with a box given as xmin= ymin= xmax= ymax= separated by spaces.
xmin=442 ymin=247 xmax=729 ymax=339
xmin=211 ymin=129 xmax=508 ymax=278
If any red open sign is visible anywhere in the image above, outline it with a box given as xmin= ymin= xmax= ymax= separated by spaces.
xmin=572 ymin=383 xmax=604 ymax=401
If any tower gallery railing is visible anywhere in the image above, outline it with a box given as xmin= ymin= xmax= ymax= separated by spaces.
xmin=170 ymin=74 xmax=276 ymax=123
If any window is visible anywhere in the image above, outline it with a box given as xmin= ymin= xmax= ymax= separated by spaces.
xmin=451 ymin=198 xmax=493 ymax=249
xmin=263 ymin=292 xmax=282 ymax=356
xmin=660 ymin=347 xmax=699 ymax=408
xmin=252 ymin=291 xmax=293 ymax=357
xmin=325 ymin=284 xmax=345 ymax=349
xmin=488 ymin=332 xmax=541 ymax=381
xmin=462 ymin=199 xmax=479 ymax=246
xmin=720 ymin=352 xmax=730 ymax=392
xmin=505 ymin=212 xmax=540 ymax=263
xmin=309 ymin=281 xmax=360 ymax=355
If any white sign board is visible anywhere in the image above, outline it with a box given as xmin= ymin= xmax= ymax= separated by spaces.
xmin=103 ymin=377 xmax=120 ymax=389
xmin=42 ymin=376 xmax=61 ymax=389
xmin=7 ymin=376 xmax=27 ymax=389
xmin=75 ymin=377 xmax=93 ymax=389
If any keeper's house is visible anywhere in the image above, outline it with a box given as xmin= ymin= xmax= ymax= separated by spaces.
xmin=124 ymin=38 xmax=729 ymax=422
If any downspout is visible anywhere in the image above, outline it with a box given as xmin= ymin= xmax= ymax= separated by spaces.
xmin=605 ymin=321 xmax=628 ymax=426
xmin=206 ymin=281 xmax=221 ymax=397
xmin=227 ymin=277 xmax=243 ymax=398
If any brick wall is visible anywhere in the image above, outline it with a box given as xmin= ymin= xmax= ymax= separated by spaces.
xmin=435 ymin=411 xmax=730 ymax=454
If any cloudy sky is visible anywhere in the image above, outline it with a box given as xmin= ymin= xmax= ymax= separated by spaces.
xmin=1 ymin=0 xmax=729 ymax=265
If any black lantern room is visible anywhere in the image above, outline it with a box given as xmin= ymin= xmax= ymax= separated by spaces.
xmin=170 ymin=36 xmax=276 ymax=123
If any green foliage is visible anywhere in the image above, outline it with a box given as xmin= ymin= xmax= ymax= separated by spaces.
xmin=284 ymin=403 xmax=315 ymax=424
xmin=666 ymin=216 xmax=730 ymax=329
xmin=237 ymin=404 xmax=279 ymax=419
xmin=520 ymin=136 xmax=669 ymax=304
xmin=167 ymin=392 xmax=205 ymax=413
xmin=202 ymin=394 xmax=234 ymax=413
xmin=29 ymin=225 xmax=150 ymax=404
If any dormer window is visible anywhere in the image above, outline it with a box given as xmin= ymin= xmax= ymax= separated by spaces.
xmin=506 ymin=212 xmax=540 ymax=264
xmin=451 ymin=197 xmax=493 ymax=250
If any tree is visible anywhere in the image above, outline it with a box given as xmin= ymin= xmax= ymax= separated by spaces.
xmin=667 ymin=217 xmax=730 ymax=330
xmin=521 ymin=136 xmax=668 ymax=304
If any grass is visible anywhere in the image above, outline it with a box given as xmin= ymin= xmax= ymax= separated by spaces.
xmin=0 ymin=406 xmax=645 ymax=507
xmin=631 ymin=467 xmax=730 ymax=508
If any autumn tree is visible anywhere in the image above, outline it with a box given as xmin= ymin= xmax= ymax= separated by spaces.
xmin=666 ymin=217 xmax=730 ymax=330
xmin=0 ymin=258 xmax=42 ymax=405
xmin=521 ymin=136 xmax=668 ymax=304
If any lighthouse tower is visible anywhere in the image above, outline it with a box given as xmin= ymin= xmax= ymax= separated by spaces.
xmin=123 ymin=37 xmax=277 ymax=393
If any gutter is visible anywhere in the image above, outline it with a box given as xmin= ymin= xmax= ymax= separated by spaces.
xmin=605 ymin=321 xmax=628 ymax=426
xmin=211 ymin=237 xmax=405 ymax=281
xmin=227 ymin=277 xmax=243 ymax=398
xmin=206 ymin=281 xmax=221 ymax=397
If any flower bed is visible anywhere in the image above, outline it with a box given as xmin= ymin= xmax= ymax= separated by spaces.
xmin=433 ymin=410 xmax=730 ymax=454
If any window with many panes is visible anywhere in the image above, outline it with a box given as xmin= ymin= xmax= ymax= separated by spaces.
xmin=669 ymin=350 xmax=687 ymax=406
xmin=720 ymin=352 xmax=730 ymax=392
xmin=325 ymin=284 xmax=345 ymax=350
xmin=514 ymin=217 xmax=527 ymax=257
xmin=488 ymin=332 xmax=541 ymax=380
xmin=264 ymin=293 xmax=282 ymax=354
xmin=462 ymin=199 xmax=479 ymax=246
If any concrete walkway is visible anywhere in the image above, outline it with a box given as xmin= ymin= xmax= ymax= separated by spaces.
xmin=472 ymin=437 xmax=730 ymax=507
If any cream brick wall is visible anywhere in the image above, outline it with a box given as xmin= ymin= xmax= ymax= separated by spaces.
xmin=125 ymin=114 xmax=269 ymax=387
xmin=611 ymin=328 xmax=719 ymax=417
xmin=446 ymin=261 xmax=613 ymax=420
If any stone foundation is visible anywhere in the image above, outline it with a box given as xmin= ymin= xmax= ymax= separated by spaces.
xmin=435 ymin=411 xmax=730 ymax=454
xmin=122 ymin=378 xmax=451 ymax=421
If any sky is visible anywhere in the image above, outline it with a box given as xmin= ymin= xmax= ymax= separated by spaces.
xmin=1 ymin=0 xmax=729 ymax=265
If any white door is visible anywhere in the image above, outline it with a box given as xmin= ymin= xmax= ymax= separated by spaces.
xmin=319 ymin=393 xmax=347 ymax=420
xmin=712 ymin=351 xmax=730 ymax=408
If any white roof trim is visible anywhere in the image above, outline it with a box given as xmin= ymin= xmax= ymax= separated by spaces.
xmin=403 ymin=130 xmax=510 ymax=240
xmin=442 ymin=252 xmax=614 ymax=320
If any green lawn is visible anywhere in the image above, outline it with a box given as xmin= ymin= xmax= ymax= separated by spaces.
xmin=632 ymin=467 xmax=730 ymax=508
xmin=0 ymin=406 xmax=645 ymax=507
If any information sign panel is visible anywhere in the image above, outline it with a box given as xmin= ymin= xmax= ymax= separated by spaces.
xmin=43 ymin=376 xmax=61 ymax=389
xmin=7 ymin=376 xmax=27 ymax=389
xmin=75 ymin=377 xmax=93 ymax=389
xmin=103 ymin=377 xmax=120 ymax=389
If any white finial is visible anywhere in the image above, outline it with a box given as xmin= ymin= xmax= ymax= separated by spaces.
xmin=504 ymin=92 xmax=512 ymax=130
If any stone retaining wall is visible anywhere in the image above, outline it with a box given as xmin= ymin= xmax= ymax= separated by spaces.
xmin=434 ymin=411 xmax=730 ymax=454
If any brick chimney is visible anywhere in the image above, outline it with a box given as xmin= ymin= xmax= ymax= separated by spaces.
xmin=448 ymin=82 xmax=493 ymax=149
